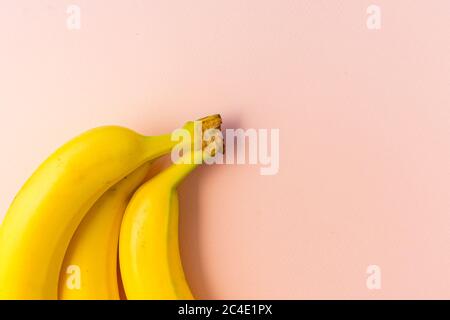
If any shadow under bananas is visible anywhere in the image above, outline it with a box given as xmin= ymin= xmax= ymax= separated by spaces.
xmin=178 ymin=112 xmax=241 ymax=299
xmin=178 ymin=166 xmax=213 ymax=299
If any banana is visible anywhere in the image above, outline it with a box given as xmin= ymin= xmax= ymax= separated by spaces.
xmin=119 ymin=160 xmax=196 ymax=299
xmin=0 ymin=114 xmax=221 ymax=299
xmin=58 ymin=162 xmax=150 ymax=300
xmin=119 ymin=124 xmax=222 ymax=300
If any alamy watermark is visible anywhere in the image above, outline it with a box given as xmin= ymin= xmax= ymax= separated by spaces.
xmin=366 ymin=264 xmax=381 ymax=290
xmin=170 ymin=121 xmax=280 ymax=176
xmin=366 ymin=4 xmax=381 ymax=30
xmin=66 ymin=4 xmax=81 ymax=30
xmin=65 ymin=265 xmax=81 ymax=290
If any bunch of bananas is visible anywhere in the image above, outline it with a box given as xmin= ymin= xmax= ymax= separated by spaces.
xmin=0 ymin=114 xmax=222 ymax=300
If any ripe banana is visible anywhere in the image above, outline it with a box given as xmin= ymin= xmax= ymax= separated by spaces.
xmin=0 ymin=114 xmax=221 ymax=299
xmin=58 ymin=162 xmax=150 ymax=300
xmin=119 ymin=113 xmax=222 ymax=300
xmin=119 ymin=157 xmax=200 ymax=299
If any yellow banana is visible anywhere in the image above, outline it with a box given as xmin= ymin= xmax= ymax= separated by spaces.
xmin=58 ymin=162 xmax=150 ymax=300
xmin=0 ymin=114 xmax=221 ymax=299
xmin=119 ymin=120 xmax=222 ymax=300
xmin=119 ymin=160 xmax=197 ymax=299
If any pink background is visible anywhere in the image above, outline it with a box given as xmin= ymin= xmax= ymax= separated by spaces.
xmin=1 ymin=1 xmax=449 ymax=298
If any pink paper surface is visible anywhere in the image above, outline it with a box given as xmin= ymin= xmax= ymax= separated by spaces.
xmin=0 ymin=1 xmax=449 ymax=298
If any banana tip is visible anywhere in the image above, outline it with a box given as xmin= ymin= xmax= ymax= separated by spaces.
xmin=198 ymin=114 xmax=222 ymax=131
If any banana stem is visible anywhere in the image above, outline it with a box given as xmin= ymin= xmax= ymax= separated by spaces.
xmin=159 ymin=159 xmax=199 ymax=189
xmin=146 ymin=114 xmax=222 ymax=188
xmin=144 ymin=133 xmax=178 ymax=158
xmin=144 ymin=114 xmax=222 ymax=159
xmin=197 ymin=114 xmax=222 ymax=132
